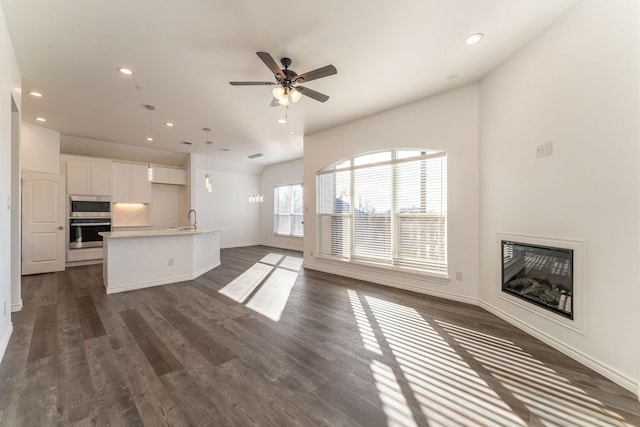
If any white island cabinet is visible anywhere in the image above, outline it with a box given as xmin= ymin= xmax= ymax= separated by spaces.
xmin=99 ymin=227 xmax=223 ymax=294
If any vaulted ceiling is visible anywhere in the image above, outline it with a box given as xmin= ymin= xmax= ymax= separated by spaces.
xmin=1 ymin=0 xmax=577 ymax=169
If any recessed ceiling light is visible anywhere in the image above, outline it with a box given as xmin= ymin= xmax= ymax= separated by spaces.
xmin=29 ymin=91 xmax=43 ymax=98
xmin=219 ymin=148 xmax=230 ymax=152
xmin=180 ymin=141 xmax=192 ymax=145
xmin=165 ymin=122 xmax=174 ymax=127
xmin=465 ymin=33 xmax=484 ymax=45
xmin=146 ymin=137 xmax=153 ymax=142
xmin=278 ymin=119 xmax=287 ymax=124
xmin=447 ymin=74 xmax=459 ymax=80
xmin=36 ymin=117 xmax=46 ymax=122
xmin=117 ymin=67 xmax=134 ymax=76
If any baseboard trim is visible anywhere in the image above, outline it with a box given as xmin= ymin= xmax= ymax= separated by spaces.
xmin=303 ymin=262 xmax=478 ymax=306
xmin=0 ymin=323 xmax=13 ymax=364
xmin=479 ymin=300 xmax=638 ymax=395
xmin=260 ymin=242 xmax=304 ymax=252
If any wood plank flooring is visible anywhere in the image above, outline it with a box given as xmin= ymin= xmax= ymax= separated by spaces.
xmin=1 ymin=245 xmax=639 ymax=426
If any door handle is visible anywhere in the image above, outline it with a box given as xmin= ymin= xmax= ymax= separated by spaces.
xmin=58 ymin=226 xmax=64 ymax=230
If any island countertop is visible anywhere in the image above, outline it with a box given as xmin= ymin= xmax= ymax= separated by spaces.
xmin=100 ymin=226 xmax=224 ymax=239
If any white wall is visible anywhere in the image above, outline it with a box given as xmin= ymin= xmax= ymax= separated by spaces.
xmin=150 ymin=183 xmax=187 ymax=229
xmin=479 ymin=0 xmax=640 ymax=391
xmin=304 ymin=84 xmax=480 ymax=302
xmin=20 ymin=122 xmax=60 ymax=173
xmin=260 ymin=158 xmax=303 ymax=252
xmin=0 ymin=3 xmax=21 ymax=363
xmin=190 ymin=154 xmax=261 ymax=248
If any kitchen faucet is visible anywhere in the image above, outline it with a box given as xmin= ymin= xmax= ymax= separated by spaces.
xmin=187 ymin=209 xmax=197 ymax=229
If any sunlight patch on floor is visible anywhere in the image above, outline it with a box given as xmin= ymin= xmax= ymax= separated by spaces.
xmin=371 ymin=360 xmax=418 ymax=427
xmin=220 ymin=253 xmax=301 ymax=322
xmin=366 ymin=296 xmax=526 ymax=427
xmin=218 ymin=262 xmax=273 ymax=303
xmin=279 ymin=256 xmax=303 ymax=272
xmin=347 ymin=289 xmax=382 ymax=355
xmin=438 ymin=320 xmax=631 ymax=427
xmin=246 ymin=268 xmax=298 ymax=322
xmin=260 ymin=253 xmax=284 ymax=265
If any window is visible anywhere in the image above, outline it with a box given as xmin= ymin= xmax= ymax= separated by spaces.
xmin=274 ymin=184 xmax=304 ymax=237
xmin=317 ymin=149 xmax=447 ymax=275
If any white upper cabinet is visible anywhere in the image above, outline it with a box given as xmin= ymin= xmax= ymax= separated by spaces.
xmin=67 ymin=159 xmax=112 ymax=196
xmin=112 ymin=162 xmax=150 ymax=203
xmin=151 ymin=166 xmax=187 ymax=185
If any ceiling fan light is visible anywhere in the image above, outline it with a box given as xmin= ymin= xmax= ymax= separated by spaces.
xmin=278 ymin=97 xmax=290 ymax=106
xmin=290 ymin=88 xmax=302 ymax=103
xmin=272 ymin=86 xmax=285 ymax=100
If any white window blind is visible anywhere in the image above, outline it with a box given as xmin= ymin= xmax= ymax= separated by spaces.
xmin=317 ymin=150 xmax=447 ymax=275
xmin=274 ymin=184 xmax=303 ymax=236
xmin=317 ymin=170 xmax=350 ymax=258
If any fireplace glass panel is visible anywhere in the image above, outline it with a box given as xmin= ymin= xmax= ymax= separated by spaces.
xmin=501 ymin=240 xmax=573 ymax=319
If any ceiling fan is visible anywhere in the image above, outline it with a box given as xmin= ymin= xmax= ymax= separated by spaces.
xmin=229 ymin=52 xmax=337 ymax=106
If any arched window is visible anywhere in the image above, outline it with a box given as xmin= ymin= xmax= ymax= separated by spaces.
xmin=316 ymin=149 xmax=447 ymax=275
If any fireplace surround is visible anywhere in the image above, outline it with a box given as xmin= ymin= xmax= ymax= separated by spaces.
xmin=497 ymin=233 xmax=585 ymax=333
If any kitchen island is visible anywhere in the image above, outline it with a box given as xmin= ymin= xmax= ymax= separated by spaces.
xmin=99 ymin=227 xmax=223 ymax=294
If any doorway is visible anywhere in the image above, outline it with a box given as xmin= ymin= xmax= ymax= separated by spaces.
xmin=10 ymin=96 xmax=21 ymax=311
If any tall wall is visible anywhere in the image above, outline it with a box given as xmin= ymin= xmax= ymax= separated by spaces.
xmin=479 ymin=0 xmax=640 ymax=390
xmin=190 ymin=154 xmax=261 ymax=249
xmin=21 ymin=122 xmax=60 ymax=174
xmin=0 ymin=3 xmax=21 ymax=362
xmin=304 ymin=84 xmax=480 ymax=302
xmin=260 ymin=158 xmax=304 ymax=252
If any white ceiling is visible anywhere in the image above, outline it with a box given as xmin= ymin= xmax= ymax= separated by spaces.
xmin=1 ymin=0 xmax=577 ymax=169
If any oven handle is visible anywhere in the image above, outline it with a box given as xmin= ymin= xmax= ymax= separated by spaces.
xmin=70 ymin=222 xmax=112 ymax=226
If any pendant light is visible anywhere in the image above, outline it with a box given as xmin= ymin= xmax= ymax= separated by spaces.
xmin=203 ymin=128 xmax=213 ymax=192
xmin=248 ymin=153 xmax=263 ymax=203
xmin=144 ymin=104 xmax=156 ymax=180
xmin=144 ymin=104 xmax=155 ymax=142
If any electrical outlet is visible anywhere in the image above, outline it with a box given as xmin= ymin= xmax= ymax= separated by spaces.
xmin=455 ymin=272 xmax=463 ymax=281
xmin=536 ymin=145 xmax=544 ymax=158
xmin=3 ymin=301 xmax=6 ymax=315
xmin=168 ymin=258 xmax=174 ymax=266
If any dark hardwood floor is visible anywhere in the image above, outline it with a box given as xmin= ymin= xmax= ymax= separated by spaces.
xmin=1 ymin=245 xmax=639 ymax=426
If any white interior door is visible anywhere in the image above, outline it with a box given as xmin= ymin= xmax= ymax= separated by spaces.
xmin=22 ymin=171 xmax=66 ymax=275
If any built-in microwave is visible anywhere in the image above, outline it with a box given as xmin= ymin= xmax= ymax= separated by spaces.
xmin=70 ymin=195 xmax=111 ymax=218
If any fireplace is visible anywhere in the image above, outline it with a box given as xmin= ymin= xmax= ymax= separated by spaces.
xmin=501 ymin=240 xmax=573 ymax=319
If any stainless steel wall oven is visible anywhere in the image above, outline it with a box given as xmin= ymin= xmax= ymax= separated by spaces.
xmin=69 ymin=196 xmax=111 ymax=250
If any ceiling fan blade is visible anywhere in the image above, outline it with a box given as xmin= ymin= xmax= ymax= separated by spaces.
xmin=269 ymin=97 xmax=280 ymax=107
xmin=295 ymin=65 xmax=337 ymax=83
xmin=256 ymin=52 xmax=286 ymax=80
xmin=229 ymin=81 xmax=276 ymax=86
xmin=296 ymin=86 xmax=330 ymax=102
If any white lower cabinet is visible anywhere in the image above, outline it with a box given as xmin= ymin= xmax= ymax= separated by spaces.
xmin=67 ymin=247 xmax=103 ymax=262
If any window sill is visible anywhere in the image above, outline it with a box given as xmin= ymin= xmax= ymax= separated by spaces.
xmin=272 ymin=233 xmax=303 ymax=238
xmin=314 ymin=253 xmax=450 ymax=284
